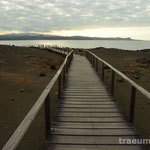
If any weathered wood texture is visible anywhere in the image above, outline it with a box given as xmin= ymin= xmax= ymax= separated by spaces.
xmin=48 ymin=55 xmax=144 ymax=150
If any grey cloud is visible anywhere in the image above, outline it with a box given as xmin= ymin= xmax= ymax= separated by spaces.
xmin=0 ymin=0 xmax=150 ymax=32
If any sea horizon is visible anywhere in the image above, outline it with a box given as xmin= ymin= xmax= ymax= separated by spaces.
xmin=0 ymin=39 xmax=150 ymax=50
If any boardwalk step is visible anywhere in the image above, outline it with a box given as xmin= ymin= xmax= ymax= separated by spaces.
xmin=60 ymin=101 xmax=116 ymax=105
xmin=56 ymin=116 xmax=126 ymax=123
xmin=50 ymin=135 xmax=139 ymax=145
xmin=62 ymin=94 xmax=111 ymax=96
xmin=62 ymin=96 xmax=112 ymax=99
xmin=58 ymin=104 xmax=118 ymax=108
xmin=63 ymin=89 xmax=107 ymax=91
xmin=56 ymin=112 xmax=124 ymax=117
xmin=58 ymin=108 xmax=122 ymax=113
xmin=49 ymin=144 xmax=143 ymax=150
xmin=61 ymin=98 xmax=114 ymax=101
xmin=52 ymin=122 xmax=133 ymax=129
xmin=51 ymin=128 xmax=137 ymax=136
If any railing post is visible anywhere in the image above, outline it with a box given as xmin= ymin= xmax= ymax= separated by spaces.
xmin=70 ymin=53 xmax=72 ymax=62
xmin=111 ymin=70 xmax=115 ymax=96
xmin=66 ymin=60 xmax=69 ymax=73
xmin=93 ymin=56 xmax=95 ymax=67
xmin=70 ymin=54 xmax=72 ymax=66
xmin=58 ymin=74 xmax=61 ymax=99
xmin=63 ymin=65 xmax=66 ymax=84
xmin=68 ymin=56 xmax=70 ymax=67
xmin=87 ymin=52 xmax=89 ymax=60
xmin=129 ymin=86 xmax=136 ymax=123
xmin=67 ymin=55 xmax=72 ymax=70
xmin=96 ymin=59 xmax=98 ymax=72
xmin=44 ymin=93 xmax=51 ymax=139
xmin=66 ymin=61 xmax=68 ymax=73
xmin=101 ymin=62 xmax=104 ymax=81
xmin=90 ymin=54 xmax=92 ymax=63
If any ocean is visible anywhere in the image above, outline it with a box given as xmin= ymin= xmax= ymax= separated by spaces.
xmin=0 ymin=40 xmax=150 ymax=50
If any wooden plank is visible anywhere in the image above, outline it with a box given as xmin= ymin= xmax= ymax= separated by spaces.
xmin=52 ymin=122 xmax=133 ymax=129
xmin=65 ymin=85 xmax=104 ymax=87
xmin=49 ymin=144 xmax=143 ymax=150
xmin=63 ymin=90 xmax=108 ymax=92
xmin=62 ymin=96 xmax=112 ymax=99
xmin=56 ymin=112 xmax=123 ymax=117
xmin=65 ymin=84 xmax=104 ymax=86
xmin=60 ymin=101 xmax=116 ymax=105
xmin=63 ymin=87 xmax=107 ymax=89
xmin=64 ymin=85 xmax=105 ymax=87
xmin=56 ymin=117 xmax=126 ymax=123
xmin=63 ymin=87 xmax=106 ymax=90
xmin=63 ymin=88 xmax=107 ymax=90
xmin=50 ymin=135 xmax=139 ymax=145
xmin=61 ymin=98 xmax=114 ymax=101
xmin=63 ymin=91 xmax=108 ymax=93
xmin=58 ymin=108 xmax=122 ymax=113
xmin=59 ymin=104 xmax=118 ymax=109
xmin=62 ymin=95 xmax=111 ymax=97
xmin=65 ymin=81 xmax=103 ymax=83
xmin=62 ymin=94 xmax=111 ymax=96
xmin=51 ymin=128 xmax=137 ymax=136
xmin=65 ymin=82 xmax=103 ymax=84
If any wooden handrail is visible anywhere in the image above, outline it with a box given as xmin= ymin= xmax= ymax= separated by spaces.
xmin=38 ymin=45 xmax=71 ymax=55
xmin=2 ymin=48 xmax=73 ymax=150
xmin=86 ymin=50 xmax=150 ymax=100
xmin=86 ymin=50 xmax=150 ymax=123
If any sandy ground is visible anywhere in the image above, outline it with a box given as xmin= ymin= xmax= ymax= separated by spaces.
xmin=89 ymin=47 xmax=150 ymax=149
xmin=0 ymin=45 xmax=64 ymax=149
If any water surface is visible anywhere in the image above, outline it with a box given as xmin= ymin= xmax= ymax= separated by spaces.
xmin=0 ymin=40 xmax=150 ymax=50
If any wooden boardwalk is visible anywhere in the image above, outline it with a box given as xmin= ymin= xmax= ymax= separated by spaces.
xmin=48 ymin=54 xmax=144 ymax=150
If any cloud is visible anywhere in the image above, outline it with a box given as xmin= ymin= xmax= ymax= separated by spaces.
xmin=0 ymin=0 xmax=150 ymax=33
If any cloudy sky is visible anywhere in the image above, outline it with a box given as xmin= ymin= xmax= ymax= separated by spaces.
xmin=0 ymin=0 xmax=150 ymax=40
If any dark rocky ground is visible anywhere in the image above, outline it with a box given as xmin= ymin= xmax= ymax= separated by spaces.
xmin=89 ymin=47 xmax=150 ymax=91
xmin=89 ymin=47 xmax=150 ymax=150
xmin=1 ymin=45 xmax=150 ymax=149
xmin=0 ymin=45 xmax=64 ymax=149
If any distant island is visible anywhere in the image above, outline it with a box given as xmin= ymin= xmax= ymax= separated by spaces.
xmin=0 ymin=33 xmax=135 ymax=41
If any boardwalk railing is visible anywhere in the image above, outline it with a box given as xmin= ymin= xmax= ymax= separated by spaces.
xmin=2 ymin=47 xmax=73 ymax=150
xmin=38 ymin=44 xmax=72 ymax=55
xmin=86 ymin=50 xmax=150 ymax=123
